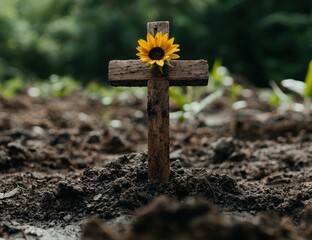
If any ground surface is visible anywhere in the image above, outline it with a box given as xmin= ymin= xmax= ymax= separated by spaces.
xmin=1 ymin=88 xmax=312 ymax=239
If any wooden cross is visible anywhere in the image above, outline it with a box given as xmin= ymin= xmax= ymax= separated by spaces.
xmin=108 ymin=21 xmax=208 ymax=182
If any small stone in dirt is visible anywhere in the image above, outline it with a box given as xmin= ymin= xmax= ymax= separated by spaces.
xmin=86 ymin=130 xmax=101 ymax=144
xmin=79 ymin=123 xmax=94 ymax=133
xmin=41 ymin=191 xmax=56 ymax=208
xmin=6 ymin=141 xmax=31 ymax=167
xmin=51 ymin=132 xmax=71 ymax=145
xmin=56 ymin=181 xmax=84 ymax=200
xmin=32 ymin=126 xmax=45 ymax=136
xmin=170 ymin=149 xmax=183 ymax=161
xmin=229 ymin=151 xmax=246 ymax=162
xmin=170 ymin=159 xmax=182 ymax=169
xmin=103 ymin=134 xmax=133 ymax=153
xmin=212 ymin=137 xmax=236 ymax=163
xmin=8 ymin=131 xmax=31 ymax=140
xmin=93 ymin=193 xmax=102 ymax=201
xmin=136 ymin=169 xmax=148 ymax=182
xmin=218 ymin=174 xmax=240 ymax=194
xmin=8 ymin=142 xmax=28 ymax=154
xmin=116 ymin=155 xmax=129 ymax=164
xmin=63 ymin=214 xmax=72 ymax=222
xmin=105 ymin=161 xmax=122 ymax=170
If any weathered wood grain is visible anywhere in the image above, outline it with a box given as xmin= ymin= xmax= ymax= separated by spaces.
xmin=108 ymin=60 xmax=209 ymax=86
xmin=147 ymin=21 xmax=170 ymax=182
xmin=147 ymin=75 xmax=170 ymax=182
xmin=147 ymin=21 xmax=169 ymax=37
xmin=107 ymin=20 xmax=209 ymax=183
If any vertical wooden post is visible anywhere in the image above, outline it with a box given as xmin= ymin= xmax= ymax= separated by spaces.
xmin=147 ymin=21 xmax=170 ymax=182
xmin=108 ymin=21 xmax=208 ymax=183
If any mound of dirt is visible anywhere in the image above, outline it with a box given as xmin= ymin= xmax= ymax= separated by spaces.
xmin=1 ymin=90 xmax=312 ymax=239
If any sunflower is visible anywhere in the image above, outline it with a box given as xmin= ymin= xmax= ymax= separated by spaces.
xmin=136 ymin=32 xmax=180 ymax=70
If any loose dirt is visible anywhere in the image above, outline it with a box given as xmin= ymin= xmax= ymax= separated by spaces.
xmin=1 ymin=89 xmax=312 ymax=239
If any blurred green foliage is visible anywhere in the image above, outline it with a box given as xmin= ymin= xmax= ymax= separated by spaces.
xmin=0 ymin=0 xmax=311 ymax=86
xmin=304 ymin=60 xmax=312 ymax=98
xmin=281 ymin=59 xmax=312 ymax=111
xmin=28 ymin=75 xmax=80 ymax=98
xmin=0 ymin=77 xmax=24 ymax=98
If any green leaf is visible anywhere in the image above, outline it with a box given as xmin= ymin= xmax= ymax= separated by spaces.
xmin=164 ymin=59 xmax=173 ymax=67
xmin=304 ymin=60 xmax=312 ymax=98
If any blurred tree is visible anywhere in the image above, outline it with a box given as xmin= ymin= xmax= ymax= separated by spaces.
xmin=0 ymin=0 xmax=311 ymax=86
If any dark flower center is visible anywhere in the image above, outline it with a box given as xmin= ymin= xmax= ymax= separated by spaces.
xmin=149 ymin=47 xmax=165 ymax=60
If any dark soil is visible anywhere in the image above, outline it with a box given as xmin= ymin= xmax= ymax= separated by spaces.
xmin=1 ymin=89 xmax=312 ymax=239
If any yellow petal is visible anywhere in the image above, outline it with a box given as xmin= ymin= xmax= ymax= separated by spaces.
xmin=156 ymin=60 xmax=164 ymax=66
xmin=136 ymin=53 xmax=149 ymax=58
xmin=163 ymin=33 xmax=169 ymax=42
xmin=165 ymin=44 xmax=180 ymax=52
xmin=161 ymin=38 xmax=174 ymax=51
xmin=140 ymin=57 xmax=151 ymax=62
xmin=139 ymin=55 xmax=150 ymax=59
xmin=165 ymin=48 xmax=180 ymax=56
xmin=160 ymin=34 xmax=170 ymax=49
xmin=138 ymin=39 xmax=149 ymax=49
xmin=147 ymin=33 xmax=156 ymax=48
xmin=136 ymin=46 xmax=149 ymax=54
xmin=166 ymin=45 xmax=180 ymax=52
xmin=169 ymin=53 xmax=180 ymax=59
xmin=138 ymin=45 xmax=152 ymax=56
xmin=136 ymin=51 xmax=148 ymax=56
xmin=167 ymin=38 xmax=174 ymax=46
xmin=155 ymin=32 xmax=162 ymax=47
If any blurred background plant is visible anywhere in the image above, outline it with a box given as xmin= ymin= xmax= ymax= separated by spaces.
xmin=27 ymin=75 xmax=80 ymax=98
xmin=258 ymin=60 xmax=312 ymax=113
xmin=261 ymin=81 xmax=293 ymax=111
xmin=0 ymin=77 xmax=24 ymax=99
xmin=281 ymin=59 xmax=312 ymax=112
xmin=0 ymin=0 xmax=311 ymax=86
xmin=86 ymin=81 xmax=146 ymax=106
xmin=170 ymin=59 xmax=240 ymax=121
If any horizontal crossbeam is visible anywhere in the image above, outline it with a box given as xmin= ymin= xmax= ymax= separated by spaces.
xmin=108 ymin=60 xmax=209 ymax=87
